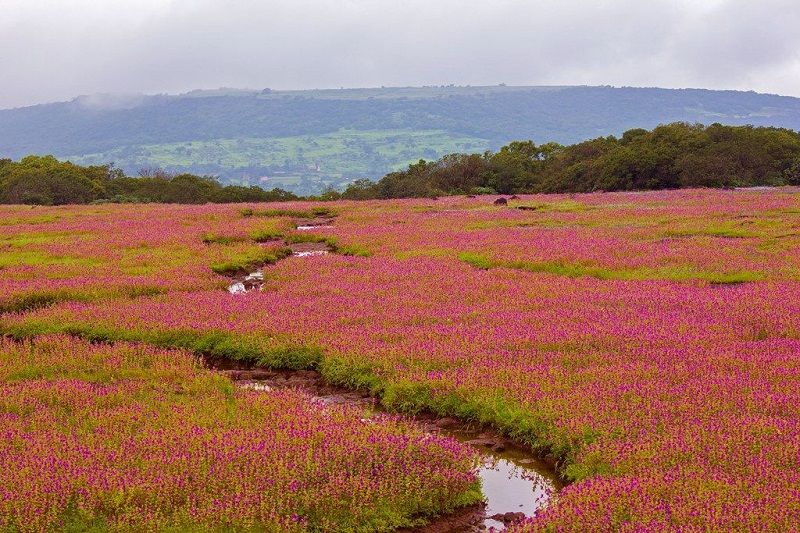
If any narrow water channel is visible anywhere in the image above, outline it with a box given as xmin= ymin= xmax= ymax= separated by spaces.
xmin=297 ymin=225 xmax=335 ymax=230
xmin=215 ymin=363 xmax=562 ymax=531
xmin=220 ymin=229 xmax=562 ymax=530
xmin=227 ymin=245 xmax=330 ymax=294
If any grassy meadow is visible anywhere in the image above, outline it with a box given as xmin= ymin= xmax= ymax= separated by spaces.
xmin=1 ymin=188 xmax=799 ymax=530
xmin=66 ymin=129 xmax=491 ymax=190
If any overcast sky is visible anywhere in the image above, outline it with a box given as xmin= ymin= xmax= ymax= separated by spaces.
xmin=1 ymin=0 xmax=799 ymax=109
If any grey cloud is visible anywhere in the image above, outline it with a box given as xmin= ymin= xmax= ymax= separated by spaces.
xmin=0 ymin=0 xmax=798 ymax=109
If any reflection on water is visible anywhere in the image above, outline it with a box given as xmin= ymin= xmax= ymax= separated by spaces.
xmin=226 ymin=251 xmax=330 ymax=294
xmin=227 ymin=271 xmax=264 ymax=294
xmin=440 ymin=426 xmax=559 ymax=529
xmin=239 ymin=382 xmax=272 ymax=391
xmin=232 ymin=373 xmax=559 ymax=530
xmin=293 ymin=250 xmax=329 ymax=257
xmin=297 ymin=225 xmax=334 ymax=231
xmin=478 ymin=456 xmax=551 ymax=528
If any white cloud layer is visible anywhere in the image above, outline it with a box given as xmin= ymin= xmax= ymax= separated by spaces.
xmin=1 ymin=0 xmax=798 ymax=108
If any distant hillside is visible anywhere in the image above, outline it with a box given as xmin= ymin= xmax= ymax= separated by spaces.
xmin=2 ymin=85 xmax=800 ymax=194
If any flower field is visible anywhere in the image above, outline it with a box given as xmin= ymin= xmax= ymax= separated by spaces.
xmin=1 ymin=188 xmax=799 ymax=530
xmin=0 ymin=335 xmax=479 ymax=531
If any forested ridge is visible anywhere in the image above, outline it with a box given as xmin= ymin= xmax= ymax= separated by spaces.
xmin=3 ymin=85 xmax=800 ymax=194
xmin=2 ymin=123 xmax=799 ymax=205
xmin=4 ymin=86 xmax=800 ymax=156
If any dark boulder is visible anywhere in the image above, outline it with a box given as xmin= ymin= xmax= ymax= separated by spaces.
xmin=490 ymin=511 xmax=526 ymax=524
xmin=226 ymin=370 xmax=248 ymax=381
xmin=434 ymin=417 xmax=460 ymax=429
xmin=466 ymin=438 xmax=497 ymax=448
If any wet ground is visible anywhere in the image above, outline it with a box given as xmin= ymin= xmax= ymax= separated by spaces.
xmin=295 ymin=216 xmax=336 ymax=230
xmin=219 ymin=215 xmax=561 ymax=529
xmin=288 ymin=241 xmax=332 ymax=257
xmin=212 ymin=363 xmax=563 ymax=531
xmin=227 ymin=242 xmax=331 ymax=294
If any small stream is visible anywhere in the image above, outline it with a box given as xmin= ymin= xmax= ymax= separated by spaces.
xmin=227 ymin=244 xmax=330 ymax=294
xmin=227 ymin=271 xmax=264 ymax=295
xmin=297 ymin=225 xmax=335 ymax=231
xmin=220 ymin=219 xmax=561 ymax=530
xmin=216 ymin=365 xmax=562 ymax=531
xmin=295 ymin=216 xmax=336 ymax=231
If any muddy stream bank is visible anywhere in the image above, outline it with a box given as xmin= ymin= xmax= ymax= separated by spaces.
xmin=227 ymin=241 xmax=332 ymax=294
xmin=219 ymin=218 xmax=563 ymax=530
xmin=207 ymin=359 xmax=563 ymax=532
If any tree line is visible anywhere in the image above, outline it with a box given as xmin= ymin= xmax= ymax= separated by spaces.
xmin=327 ymin=123 xmax=800 ymax=200
xmin=0 ymin=156 xmax=297 ymax=205
xmin=3 ymin=123 xmax=800 ymax=205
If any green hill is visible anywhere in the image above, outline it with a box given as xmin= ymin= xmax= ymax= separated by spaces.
xmin=3 ymin=85 xmax=800 ymax=194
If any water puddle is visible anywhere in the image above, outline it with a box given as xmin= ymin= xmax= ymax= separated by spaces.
xmin=225 ymin=215 xmax=336 ymax=294
xmin=293 ymin=250 xmax=330 ymax=257
xmin=227 ymin=271 xmax=264 ymax=295
xmin=297 ymin=225 xmax=335 ymax=231
xmin=295 ymin=217 xmax=335 ymax=230
xmin=289 ymin=241 xmax=332 ymax=256
xmin=239 ymin=381 xmax=273 ymax=391
xmin=226 ymin=243 xmax=331 ymax=294
xmin=426 ymin=422 xmax=557 ymax=529
xmin=212 ymin=365 xmax=562 ymax=530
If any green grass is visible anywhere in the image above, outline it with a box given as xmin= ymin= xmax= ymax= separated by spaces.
xmin=0 ymin=320 xmax=322 ymax=371
xmin=663 ymin=223 xmax=758 ymax=239
xmin=201 ymin=233 xmax=248 ymax=245
xmin=66 ymin=129 xmax=491 ymax=180
xmin=0 ymin=286 xmax=169 ymax=314
xmin=0 ymin=214 xmax=63 ymax=226
xmin=209 ymin=246 xmax=292 ymax=275
xmin=204 ymin=220 xmax=289 ymax=244
xmin=0 ymin=250 xmax=102 ymax=268
xmin=118 ymin=245 xmax=203 ymax=276
xmin=458 ymin=251 xmax=493 ymax=270
xmin=241 ymin=207 xmax=334 ymax=219
xmin=335 ymin=243 xmax=373 ymax=257
xmin=249 ymin=228 xmax=284 ymax=243
xmin=0 ymin=232 xmax=100 ymax=269
xmin=457 ymin=252 xmax=765 ymax=283
xmin=703 ymin=271 xmax=765 ymax=284
xmin=0 ymin=232 xmax=86 ymax=247
xmin=514 ymin=200 xmax=593 ymax=213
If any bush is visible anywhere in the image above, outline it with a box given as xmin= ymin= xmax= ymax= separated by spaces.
xmin=0 ymin=156 xmax=299 ymax=205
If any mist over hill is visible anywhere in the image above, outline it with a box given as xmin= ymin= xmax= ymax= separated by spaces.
xmin=2 ymin=85 xmax=800 ymax=195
